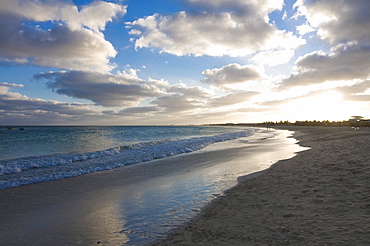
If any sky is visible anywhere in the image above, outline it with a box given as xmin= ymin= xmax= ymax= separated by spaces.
xmin=0 ymin=0 xmax=369 ymax=125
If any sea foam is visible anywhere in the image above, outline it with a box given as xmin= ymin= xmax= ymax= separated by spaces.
xmin=0 ymin=130 xmax=255 ymax=189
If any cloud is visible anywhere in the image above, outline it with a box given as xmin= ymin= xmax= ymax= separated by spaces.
xmin=277 ymin=0 xmax=370 ymax=91
xmin=0 ymin=82 xmax=162 ymax=125
xmin=0 ymin=82 xmax=24 ymax=94
xmin=209 ymin=91 xmax=260 ymax=107
xmin=260 ymin=79 xmax=370 ymax=116
xmin=34 ymin=70 xmax=164 ymax=107
xmin=202 ymin=63 xmax=261 ymax=88
xmin=127 ymin=0 xmax=304 ymax=57
xmin=0 ymin=0 xmax=126 ymax=72
xmin=279 ymin=43 xmax=370 ymax=90
xmin=182 ymin=0 xmax=284 ymax=13
xmin=166 ymin=84 xmax=212 ymax=98
xmin=151 ymin=84 xmax=212 ymax=113
xmin=0 ymin=82 xmax=24 ymax=88
xmin=148 ymin=81 xmax=260 ymax=115
xmin=0 ymin=85 xmax=106 ymax=124
xmin=252 ymin=49 xmax=295 ymax=66
xmin=296 ymin=23 xmax=315 ymax=36
xmin=0 ymin=0 xmax=126 ymax=31
xmin=119 ymin=106 xmax=162 ymax=116
xmin=336 ymin=80 xmax=370 ymax=102
xmin=294 ymin=0 xmax=370 ymax=45
xmin=151 ymin=95 xmax=205 ymax=113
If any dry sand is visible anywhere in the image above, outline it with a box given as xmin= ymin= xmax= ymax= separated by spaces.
xmin=154 ymin=127 xmax=370 ymax=245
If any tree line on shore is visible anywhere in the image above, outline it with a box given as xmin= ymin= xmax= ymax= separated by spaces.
xmin=207 ymin=119 xmax=370 ymax=127
xmin=261 ymin=120 xmax=366 ymax=127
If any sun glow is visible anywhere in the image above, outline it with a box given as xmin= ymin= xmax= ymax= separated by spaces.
xmin=281 ymin=91 xmax=351 ymax=122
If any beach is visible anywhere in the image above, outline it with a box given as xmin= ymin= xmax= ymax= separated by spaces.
xmin=0 ymin=127 xmax=369 ymax=245
xmin=155 ymin=126 xmax=370 ymax=245
xmin=0 ymin=128 xmax=302 ymax=245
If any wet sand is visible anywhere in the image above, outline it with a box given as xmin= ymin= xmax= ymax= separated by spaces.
xmin=155 ymin=127 xmax=370 ymax=245
xmin=0 ymin=129 xmax=302 ymax=245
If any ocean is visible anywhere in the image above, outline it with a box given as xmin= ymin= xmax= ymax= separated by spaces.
xmin=0 ymin=125 xmax=254 ymax=189
xmin=0 ymin=126 xmax=303 ymax=245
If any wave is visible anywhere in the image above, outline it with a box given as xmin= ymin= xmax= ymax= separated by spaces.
xmin=0 ymin=130 xmax=255 ymax=189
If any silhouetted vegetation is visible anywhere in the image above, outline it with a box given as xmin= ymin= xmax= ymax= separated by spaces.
xmin=206 ymin=117 xmax=370 ymax=127
xmin=264 ymin=120 xmax=353 ymax=127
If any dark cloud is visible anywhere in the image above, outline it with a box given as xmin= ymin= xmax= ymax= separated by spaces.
xmin=202 ymin=63 xmax=261 ymax=88
xmin=150 ymin=85 xmax=211 ymax=113
xmin=297 ymin=0 xmax=370 ymax=45
xmin=119 ymin=106 xmax=161 ymax=115
xmin=209 ymin=91 xmax=259 ymax=107
xmin=336 ymin=80 xmax=370 ymax=101
xmin=0 ymin=94 xmax=96 ymax=116
xmin=0 ymin=90 xmax=104 ymax=126
xmin=278 ymin=0 xmax=370 ymax=90
xmin=34 ymin=71 xmax=164 ymax=107
xmin=279 ymin=44 xmax=370 ymax=89
xmin=151 ymin=95 xmax=204 ymax=113
xmin=167 ymin=84 xmax=212 ymax=99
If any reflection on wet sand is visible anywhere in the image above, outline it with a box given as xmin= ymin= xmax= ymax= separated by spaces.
xmin=0 ymin=129 xmax=306 ymax=245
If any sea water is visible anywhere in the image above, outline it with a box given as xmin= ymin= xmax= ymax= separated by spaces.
xmin=0 ymin=126 xmax=254 ymax=189
xmin=0 ymin=126 xmax=305 ymax=245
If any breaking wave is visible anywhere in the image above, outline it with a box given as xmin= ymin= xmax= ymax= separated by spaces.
xmin=0 ymin=130 xmax=255 ymax=189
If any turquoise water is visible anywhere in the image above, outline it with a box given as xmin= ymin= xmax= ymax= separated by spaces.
xmin=0 ymin=126 xmax=241 ymax=161
xmin=0 ymin=126 xmax=305 ymax=245
xmin=0 ymin=126 xmax=255 ymax=189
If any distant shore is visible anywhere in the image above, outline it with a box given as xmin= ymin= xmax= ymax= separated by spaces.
xmin=206 ymin=119 xmax=370 ymax=128
xmin=154 ymin=126 xmax=370 ymax=245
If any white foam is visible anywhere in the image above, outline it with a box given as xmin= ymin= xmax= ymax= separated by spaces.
xmin=0 ymin=130 xmax=256 ymax=189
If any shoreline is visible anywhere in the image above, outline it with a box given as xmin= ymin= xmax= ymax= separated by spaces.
xmin=0 ymin=128 xmax=301 ymax=245
xmin=154 ymin=126 xmax=370 ymax=245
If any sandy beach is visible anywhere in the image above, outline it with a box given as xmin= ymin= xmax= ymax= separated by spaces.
xmin=0 ymin=128 xmax=301 ymax=245
xmin=1 ymin=127 xmax=369 ymax=245
xmin=155 ymin=127 xmax=370 ymax=245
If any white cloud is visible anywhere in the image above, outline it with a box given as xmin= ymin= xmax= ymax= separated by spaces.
xmin=0 ymin=82 xmax=24 ymax=94
xmin=0 ymin=0 xmax=126 ymax=72
xmin=296 ymin=23 xmax=315 ymax=35
xmin=282 ymin=10 xmax=288 ymax=20
xmin=252 ymin=49 xmax=295 ymax=66
xmin=0 ymin=0 xmax=126 ymax=32
xmin=183 ymin=0 xmax=284 ymax=14
xmin=73 ymin=1 xmax=126 ymax=31
xmin=0 ymin=82 xmax=24 ymax=88
xmin=127 ymin=0 xmax=304 ymax=57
